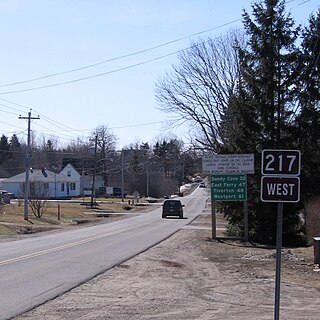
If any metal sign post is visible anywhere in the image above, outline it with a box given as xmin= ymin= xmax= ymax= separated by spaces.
xmin=260 ymin=149 xmax=301 ymax=320
xmin=243 ymin=201 xmax=249 ymax=242
xmin=211 ymin=199 xmax=216 ymax=239
xmin=274 ymin=202 xmax=283 ymax=320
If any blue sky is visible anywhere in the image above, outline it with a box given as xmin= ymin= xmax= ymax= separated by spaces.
xmin=0 ymin=0 xmax=318 ymax=149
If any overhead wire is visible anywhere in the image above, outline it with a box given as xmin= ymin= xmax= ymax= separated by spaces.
xmin=0 ymin=97 xmax=83 ymax=136
xmin=0 ymin=0 xmax=314 ymax=95
xmin=0 ymin=19 xmax=242 ymax=89
xmin=0 ymin=51 xmax=183 ymax=95
xmin=0 ymin=93 xmax=168 ymax=143
xmin=0 ymin=0 xmax=311 ymax=91
xmin=0 ymin=101 xmax=27 ymax=115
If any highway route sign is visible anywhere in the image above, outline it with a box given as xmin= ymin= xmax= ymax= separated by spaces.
xmin=261 ymin=149 xmax=301 ymax=203
xmin=261 ymin=176 xmax=300 ymax=202
xmin=261 ymin=149 xmax=301 ymax=176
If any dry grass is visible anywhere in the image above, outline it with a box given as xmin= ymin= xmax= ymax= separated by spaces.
xmin=0 ymin=185 xmax=197 ymax=237
xmin=0 ymin=197 xmax=158 ymax=236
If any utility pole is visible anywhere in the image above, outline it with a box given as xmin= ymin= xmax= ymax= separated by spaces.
xmin=146 ymin=156 xmax=149 ymax=198
xmin=19 ymin=110 xmax=40 ymax=220
xmin=90 ymin=135 xmax=98 ymax=209
xmin=121 ymin=149 xmax=124 ymax=202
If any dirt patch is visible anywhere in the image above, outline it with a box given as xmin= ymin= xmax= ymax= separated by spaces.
xmin=14 ymin=213 xmax=320 ymax=320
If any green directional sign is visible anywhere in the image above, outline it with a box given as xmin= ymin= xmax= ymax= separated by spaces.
xmin=211 ymin=174 xmax=247 ymax=201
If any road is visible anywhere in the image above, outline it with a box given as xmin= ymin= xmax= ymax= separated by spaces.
xmin=0 ymin=188 xmax=207 ymax=320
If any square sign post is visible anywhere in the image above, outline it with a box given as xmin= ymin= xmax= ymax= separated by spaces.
xmin=260 ymin=149 xmax=301 ymax=320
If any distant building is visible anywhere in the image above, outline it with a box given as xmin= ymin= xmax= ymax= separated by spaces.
xmin=60 ymin=163 xmax=104 ymax=196
xmin=0 ymin=168 xmax=80 ymax=199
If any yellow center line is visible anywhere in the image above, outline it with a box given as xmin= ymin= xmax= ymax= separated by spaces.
xmin=0 ymin=216 xmax=158 ymax=267
xmin=0 ymin=233 xmax=109 ymax=266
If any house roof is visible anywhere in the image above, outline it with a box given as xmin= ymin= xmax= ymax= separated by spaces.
xmin=60 ymin=163 xmax=81 ymax=177
xmin=61 ymin=163 xmax=78 ymax=173
xmin=2 ymin=169 xmax=78 ymax=183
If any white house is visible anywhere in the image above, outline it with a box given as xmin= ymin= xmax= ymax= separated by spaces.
xmin=60 ymin=163 xmax=81 ymax=180
xmin=1 ymin=168 xmax=80 ymax=199
xmin=60 ymin=163 xmax=104 ymax=195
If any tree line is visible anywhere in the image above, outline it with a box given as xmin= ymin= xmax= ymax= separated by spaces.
xmin=0 ymin=127 xmax=202 ymax=199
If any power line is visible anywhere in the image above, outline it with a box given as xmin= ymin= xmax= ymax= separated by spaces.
xmin=0 ymin=0 xmax=310 ymax=90
xmin=0 ymin=0 xmax=314 ymax=95
xmin=0 ymin=97 xmax=30 ymax=111
xmin=0 ymin=101 xmax=26 ymax=114
xmin=0 ymin=51 xmax=178 ymax=94
xmin=0 ymin=19 xmax=241 ymax=89
xmin=0 ymin=119 xmax=26 ymax=130
xmin=0 ymin=108 xmax=18 ymax=116
xmin=109 ymin=121 xmax=166 ymax=130
xmin=0 ymin=36 xmax=236 ymax=95
xmin=0 ymin=93 xmax=167 ymax=142
xmin=0 ymin=97 xmax=82 ymax=134
xmin=34 ymin=112 xmax=81 ymax=133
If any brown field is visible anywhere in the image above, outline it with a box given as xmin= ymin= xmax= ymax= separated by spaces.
xmin=0 ymin=197 xmax=156 ymax=237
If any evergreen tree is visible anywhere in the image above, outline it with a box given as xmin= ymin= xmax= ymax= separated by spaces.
xmin=297 ymin=10 xmax=320 ymax=107
xmin=293 ymin=11 xmax=320 ymax=197
xmin=0 ymin=135 xmax=10 ymax=164
xmin=240 ymin=0 xmax=300 ymax=149
xmin=7 ymin=134 xmax=22 ymax=175
xmin=222 ymin=0 xmax=305 ymax=244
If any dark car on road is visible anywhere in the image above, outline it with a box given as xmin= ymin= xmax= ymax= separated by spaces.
xmin=162 ymin=199 xmax=185 ymax=219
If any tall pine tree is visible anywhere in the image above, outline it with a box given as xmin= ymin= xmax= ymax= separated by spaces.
xmin=222 ymin=0 xmax=305 ymax=244
xmin=293 ymin=11 xmax=320 ymax=197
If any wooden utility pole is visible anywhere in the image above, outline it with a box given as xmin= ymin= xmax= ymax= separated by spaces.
xmin=19 ymin=110 xmax=40 ymax=220
xmin=90 ymin=135 xmax=98 ymax=208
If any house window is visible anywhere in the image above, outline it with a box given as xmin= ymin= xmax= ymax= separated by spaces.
xmin=30 ymin=183 xmax=35 ymax=195
xmin=67 ymin=170 xmax=71 ymax=177
xmin=44 ymin=183 xmax=49 ymax=189
xmin=70 ymin=183 xmax=76 ymax=191
xmin=61 ymin=183 xmax=65 ymax=192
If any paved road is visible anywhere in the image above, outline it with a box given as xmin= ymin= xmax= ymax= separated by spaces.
xmin=0 ymin=188 xmax=207 ymax=320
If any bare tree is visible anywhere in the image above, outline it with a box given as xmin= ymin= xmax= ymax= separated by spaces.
xmin=64 ymin=137 xmax=91 ymax=156
xmin=0 ymin=196 xmax=4 ymax=213
xmin=92 ymin=125 xmax=118 ymax=186
xmin=155 ymin=30 xmax=245 ymax=152
xmin=28 ymin=181 xmax=49 ymax=218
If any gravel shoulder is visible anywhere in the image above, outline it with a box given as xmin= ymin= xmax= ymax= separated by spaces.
xmin=14 ymin=212 xmax=320 ymax=320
